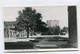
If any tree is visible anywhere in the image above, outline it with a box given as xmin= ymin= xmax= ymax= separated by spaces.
xmin=54 ymin=26 xmax=61 ymax=35
xmin=63 ymin=27 xmax=68 ymax=33
xmin=46 ymin=27 xmax=55 ymax=35
xmin=60 ymin=27 xmax=68 ymax=35
xmin=15 ymin=7 xmax=47 ymax=38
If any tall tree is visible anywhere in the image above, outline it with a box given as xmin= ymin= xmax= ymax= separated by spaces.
xmin=63 ymin=27 xmax=68 ymax=33
xmin=54 ymin=26 xmax=61 ymax=35
xmin=46 ymin=27 xmax=55 ymax=35
xmin=61 ymin=27 xmax=68 ymax=34
xmin=15 ymin=7 xmax=47 ymax=38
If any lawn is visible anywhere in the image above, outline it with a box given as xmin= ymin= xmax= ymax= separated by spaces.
xmin=5 ymin=37 xmax=73 ymax=49
xmin=5 ymin=41 xmax=34 ymax=49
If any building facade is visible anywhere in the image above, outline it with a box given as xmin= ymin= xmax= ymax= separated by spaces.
xmin=4 ymin=21 xmax=27 ymax=39
xmin=46 ymin=20 xmax=59 ymax=27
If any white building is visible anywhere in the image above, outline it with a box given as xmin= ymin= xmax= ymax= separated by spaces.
xmin=46 ymin=20 xmax=59 ymax=27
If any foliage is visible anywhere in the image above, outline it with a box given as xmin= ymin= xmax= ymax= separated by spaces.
xmin=46 ymin=27 xmax=55 ymax=35
xmin=46 ymin=26 xmax=61 ymax=35
xmin=60 ymin=27 xmax=68 ymax=35
xmin=54 ymin=26 xmax=61 ymax=35
xmin=15 ymin=7 xmax=47 ymax=38
xmin=62 ymin=27 xmax=68 ymax=33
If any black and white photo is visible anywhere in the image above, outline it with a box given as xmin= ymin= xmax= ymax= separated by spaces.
xmin=3 ymin=5 xmax=78 ymax=52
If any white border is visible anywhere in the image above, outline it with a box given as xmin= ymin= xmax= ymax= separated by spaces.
xmin=0 ymin=0 xmax=80 ymax=54
xmin=5 ymin=48 xmax=78 ymax=53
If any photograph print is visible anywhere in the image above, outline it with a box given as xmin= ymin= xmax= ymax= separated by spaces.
xmin=3 ymin=5 xmax=78 ymax=52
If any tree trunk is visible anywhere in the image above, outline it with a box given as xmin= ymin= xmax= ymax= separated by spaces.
xmin=27 ymin=30 xmax=29 ymax=38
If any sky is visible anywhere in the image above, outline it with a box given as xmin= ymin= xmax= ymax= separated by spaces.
xmin=3 ymin=6 xmax=68 ymax=29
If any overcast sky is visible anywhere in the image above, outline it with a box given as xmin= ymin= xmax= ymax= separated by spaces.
xmin=3 ymin=6 xmax=68 ymax=29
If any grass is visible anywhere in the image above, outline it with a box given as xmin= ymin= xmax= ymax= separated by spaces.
xmin=5 ymin=37 xmax=72 ymax=49
xmin=44 ymin=37 xmax=69 ymax=41
xmin=5 ymin=41 xmax=34 ymax=49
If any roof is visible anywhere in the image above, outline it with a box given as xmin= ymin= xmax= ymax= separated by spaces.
xmin=4 ymin=21 xmax=16 ymax=26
